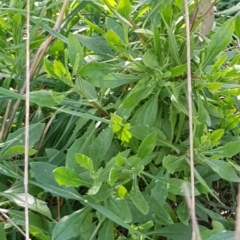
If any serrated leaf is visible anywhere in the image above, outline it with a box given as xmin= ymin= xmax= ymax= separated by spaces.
xmin=53 ymin=167 xmax=84 ymax=187
xmin=75 ymin=153 xmax=94 ymax=172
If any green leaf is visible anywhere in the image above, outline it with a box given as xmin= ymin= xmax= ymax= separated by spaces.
xmin=105 ymin=29 xmax=125 ymax=51
xmin=53 ymin=60 xmax=66 ymax=78
xmin=122 ymin=83 xmax=155 ymax=108
xmin=75 ymin=153 xmax=94 ymax=172
xmin=30 ymin=90 xmax=64 ymax=107
xmin=162 ymin=155 xmax=186 ymax=174
xmin=105 ymin=197 xmax=132 ymax=223
xmin=31 ymin=162 xmax=59 ymax=187
xmin=1 ymin=192 xmax=51 ymax=218
xmin=131 ymin=93 xmax=159 ymax=126
xmin=68 ymin=33 xmax=83 ymax=68
xmin=89 ymin=128 xmax=113 ymax=163
xmin=77 ymin=35 xmax=114 ymax=56
xmin=209 ymin=129 xmax=224 ymax=146
xmin=80 ymin=62 xmax=110 ymax=82
xmin=1 ymin=145 xmax=36 ymax=159
xmin=106 ymin=17 xmax=124 ymax=41
xmin=201 ymin=19 xmax=235 ymax=69
xmin=0 ymin=223 xmax=7 ymax=240
xmin=44 ymin=58 xmax=58 ymax=78
xmin=130 ymin=178 xmax=149 ymax=215
xmin=204 ymin=160 xmax=239 ymax=182
xmin=176 ymin=201 xmax=189 ymax=225
xmin=208 ymin=231 xmax=234 ymax=240
xmin=137 ymin=132 xmax=157 ymax=159
xmin=161 ymin=178 xmax=200 ymax=196
xmin=204 ymin=141 xmax=240 ymax=158
xmin=170 ymin=64 xmax=186 ymax=77
xmin=147 ymin=223 xmax=192 ymax=240
xmin=117 ymin=0 xmax=132 ymax=18
xmin=143 ymin=49 xmax=159 ymax=69
xmin=102 ymin=73 xmax=139 ymax=88
xmin=235 ymin=15 xmax=240 ymax=39
xmin=1 ymin=123 xmax=45 ymax=153
xmin=150 ymin=181 xmax=168 ymax=206
xmin=53 ymin=167 xmax=84 ymax=187
xmin=110 ymin=114 xmax=132 ymax=143
xmin=109 ymin=168 xmax=122 ymax=185
xmin=52 ymin=208 xmax=92 ymax=240
xmin=98 ymin=219 xmax=114 ymax=240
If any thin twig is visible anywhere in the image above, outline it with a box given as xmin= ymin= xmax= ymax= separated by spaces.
xmin=25 ymin=0 xmax=31 ymax=238
xmin=234 ymin=185 xmax=240 ymax=239
xmin=0 ymin=211 xmax=32 ymax=240
xmin=1 ymin=0 xmax=69 ymax=140
xmin=35 ymin=114 xmax=56 ymax=156
xmin=184 ymin=0 xmax=197 ymax=239
xmin=182 ymin=183 xmax=201 ymax=240
xmin=0 ymin=100 xmax=11 ymax=141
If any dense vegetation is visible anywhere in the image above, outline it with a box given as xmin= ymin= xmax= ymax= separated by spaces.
xmin=0 ymin=0 xmax=240 ymax=239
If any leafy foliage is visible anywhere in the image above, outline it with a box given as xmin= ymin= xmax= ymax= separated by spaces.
xmin=0 ymin=0 xmax=240 ymax=239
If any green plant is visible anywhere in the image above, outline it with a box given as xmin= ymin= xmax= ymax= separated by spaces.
xmin=0 ymin=0 xmax=240 ymax=239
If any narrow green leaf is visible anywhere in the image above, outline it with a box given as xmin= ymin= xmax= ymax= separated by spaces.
xmin=130 ymin=178 xmax=149 ymax=215
xmin=0 ymin=223 xmax=7 ymax=240
xmin=68 ymin=33 xmax=83 ymax=67
xmin=98 ymin=219 xmax=114 ymax=240
xmin=204 ymin=160 xmax=239 ymax=182
xmin=204 ymin=141 xmax=240 ymax=158
xmin=1 ymin=192 xmax=51 ymax=218
xmin=201 ymin=19 xmax=235 ymax=69
xmin=137 ymin=132 xmax=157 ymax=159
xmin=53 ymin=167 xmax=84 ymax=187
xmin=235 ymin=15 xmax=240 ymax=39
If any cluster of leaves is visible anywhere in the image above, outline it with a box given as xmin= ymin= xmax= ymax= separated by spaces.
xmin=0 ymin=0 xmax=240 ymax=239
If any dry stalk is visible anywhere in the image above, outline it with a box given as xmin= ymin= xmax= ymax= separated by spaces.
xmin=0 ymin=210 xmax=32 ymax=240
xmin=234 ymin=184 xmax=240 ymax=239
xmin=182 ymin=183 xmax=201 ymax=240
xmin=1 ymin=0 xmax=69 ymax=140
xmin=184 ymin=0 xmax=198 ymax=239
